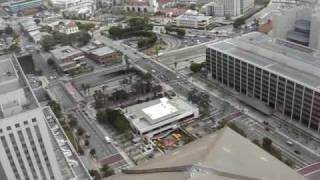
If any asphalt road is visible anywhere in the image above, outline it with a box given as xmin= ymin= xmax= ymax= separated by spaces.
xmin=72 ymin=109 xmax=128 ymax=169
xmin=93 ymin=31 xmax=319 ymax=169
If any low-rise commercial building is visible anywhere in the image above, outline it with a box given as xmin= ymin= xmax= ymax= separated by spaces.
xmin=124 ymin=0 xmax=159 ymax=13
xmin=174 ymin=10 xmax=213 ymax=29
xmin=206 ymin=32 xmax=320 ymax=133
xmin=123 ymin=97 xmax=199 ymax=137
xmin=48 ymin=20 xmax=79 ymax=35
xmin=87 ymin=46 xmax=120 ymax=64
xmin=50 ymin=46 xmax=86 ymax=73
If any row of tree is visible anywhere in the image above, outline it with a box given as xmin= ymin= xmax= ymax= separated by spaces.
xmin=76 ymin=22 xmax=96 ymax=31
xmin=165 ymin=26 xmax=186 ymax=38
xmin=190 ymin=62 xmax=205 ymax=73
xmin=96 ymin=109 xmax=131 ymax=133
xmin=108 ymin=17 xmax=157 ymax=48
xmin=41 ymin=30 xmax=91 ymax=51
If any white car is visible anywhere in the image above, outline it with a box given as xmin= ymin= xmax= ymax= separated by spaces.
xmin=105 ymin=136 xmax=112 ymax=143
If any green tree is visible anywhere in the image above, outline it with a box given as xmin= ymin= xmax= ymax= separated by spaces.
xmin=234 ymin=18 xmax=245 ymax=28
xmin=41 ymin=35 xmax=55 ymax=51
xmin=128 ymin=17 xmax=149 ymax=29
xmin=77 ymin=127 xmax=86 ymax=136
xmin=100 ymin=164 xmax=114 ymax=177
xmin=5 ymin=25 xmax=13 ymax=35
xmin=47 ymin=58 xmax=55 ymax=66
xmin=89 ymin=169 xmax=101 ymax=180
xmin=262 ymin=137 xmax=273 ymax=152
xmin=108 ymin=26 xmax=123 ymax=38
xmin=112 ymin=89 xmax=128 ymax=102
xmin=284 ymin=159 xmax=295 ymax=168
xmin=93 ymin=90 xmax=106 ymax=109
xmin=190 ymin=62 xmax=203 ymax=73
xmin=89 ymin=148 xmax=96 ymax=157
xmin=77 ymin=31 xmax=91 ymax=46
xmin=68 ymin=115 xmax=78 ymax=127
xmin=228 ymin=123 xmax=247 ymax=137
xmin=96 ymin=109 xmax=131 ymax=133
xmin=48 ymin=101 xmax=62 ymax=118
xmin=76 ymin=22 xmax=95 ymax=31
xmin=84 ymin=139 xmax=90 ymax=146
xmin=34 ymin=19 xmax=41 ymax=24
xmin=7 ymin=43 xmax=20 ymax=53
xmin=252 ymin=139 xmax=260 ymax=146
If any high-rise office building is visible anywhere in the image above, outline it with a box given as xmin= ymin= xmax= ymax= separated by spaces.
xmin=0 ymin=54 xmax=63 ymax=180
xmin=206 ymin=32 xmax=320 ymax=133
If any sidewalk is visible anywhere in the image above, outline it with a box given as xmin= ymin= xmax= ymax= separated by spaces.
xmin=189 ymin=77 xmax=320 ymax=157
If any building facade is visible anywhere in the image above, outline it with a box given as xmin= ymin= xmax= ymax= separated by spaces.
xmin=50 ymin=46 xmax=86 ymax=73
xmin=174 ymin=10 xmax=213 ymax=29
xmin=202 ymin=0 xmax=254 ymax=17
xmin=272 ymin=6 xmax=320 ymax=50
xmin=123 ymin=97 xmax=199 ymax=137
xmin=0 ymin=54 xmax=63 ymax=180
xmin=87 ymin=46 xmax=120 ymax=64
xmin=124 ymin=0 xmax=158 ymax=13
xmin=206 ymin=32 xmax=320 ymax=133
xmin=7 ymin=0 xmax=43 ymax=13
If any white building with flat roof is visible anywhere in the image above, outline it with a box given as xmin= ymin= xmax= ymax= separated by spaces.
xmin=174 ymin=10 xmax=213 ymax=29
xmin=0 ymin=54 xmax=63 ymax=180
xmin=202 ymin=0 xmax=254 ymax=17
xmin=123 ymin=97 xmax=199 ymax=137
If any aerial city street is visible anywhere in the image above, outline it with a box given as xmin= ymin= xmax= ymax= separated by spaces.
xmin=0 ymin=0 xmax=319 ymax=179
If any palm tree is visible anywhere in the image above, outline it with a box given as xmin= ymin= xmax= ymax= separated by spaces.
xmin=89 ymin=148 xmax=96 ymax=157
xmin=124 ymin=55 xmax=130 ymax=72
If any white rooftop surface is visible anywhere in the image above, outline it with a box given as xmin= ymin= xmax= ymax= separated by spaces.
xmin=0 ymin=54 xmax=39 ymax=118
xmin=90 ymin=46 xmax=116 ymax=56
xmin=0 ymin=55 xmax=18 ymax=85
xmin=207 ymin=32 xmax=320 ymax=90
xmin=123 ymin=97 xmax=198 ymax=134
xmin=142 ymin=98 xmax=178 ymax=120
xmin=107 ymin=127 xmax=306 ymax=180
xmin=50 ymin=46 xmax=83 ymax=61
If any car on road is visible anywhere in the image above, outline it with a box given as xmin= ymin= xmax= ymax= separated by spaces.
xmin=105 ymin=136 xmax=112 ymax=143
xmin=286 ymin=141 xmax=294 ymax=146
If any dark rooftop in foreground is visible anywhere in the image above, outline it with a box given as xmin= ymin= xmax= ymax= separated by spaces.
xmin=106 ymin=127 xmax=306 ymax=180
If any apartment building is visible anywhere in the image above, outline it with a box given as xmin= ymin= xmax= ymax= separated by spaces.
xmin=0 ymin=54 xmax=63 ymax=180
xmin=206 ymin=32 xmax=320 ymax=133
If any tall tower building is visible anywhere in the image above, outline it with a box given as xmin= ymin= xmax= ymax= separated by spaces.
xmin=0 ymin=54 xmax=63 ymax=180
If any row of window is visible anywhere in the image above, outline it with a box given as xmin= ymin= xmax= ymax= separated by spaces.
xmin=0 ymin=124 xmax=53 ymax=180
xmin=207 ymin=49 xmax=320 ymax=131
xmin=0 ymin=118 xmax=37 ymax=133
